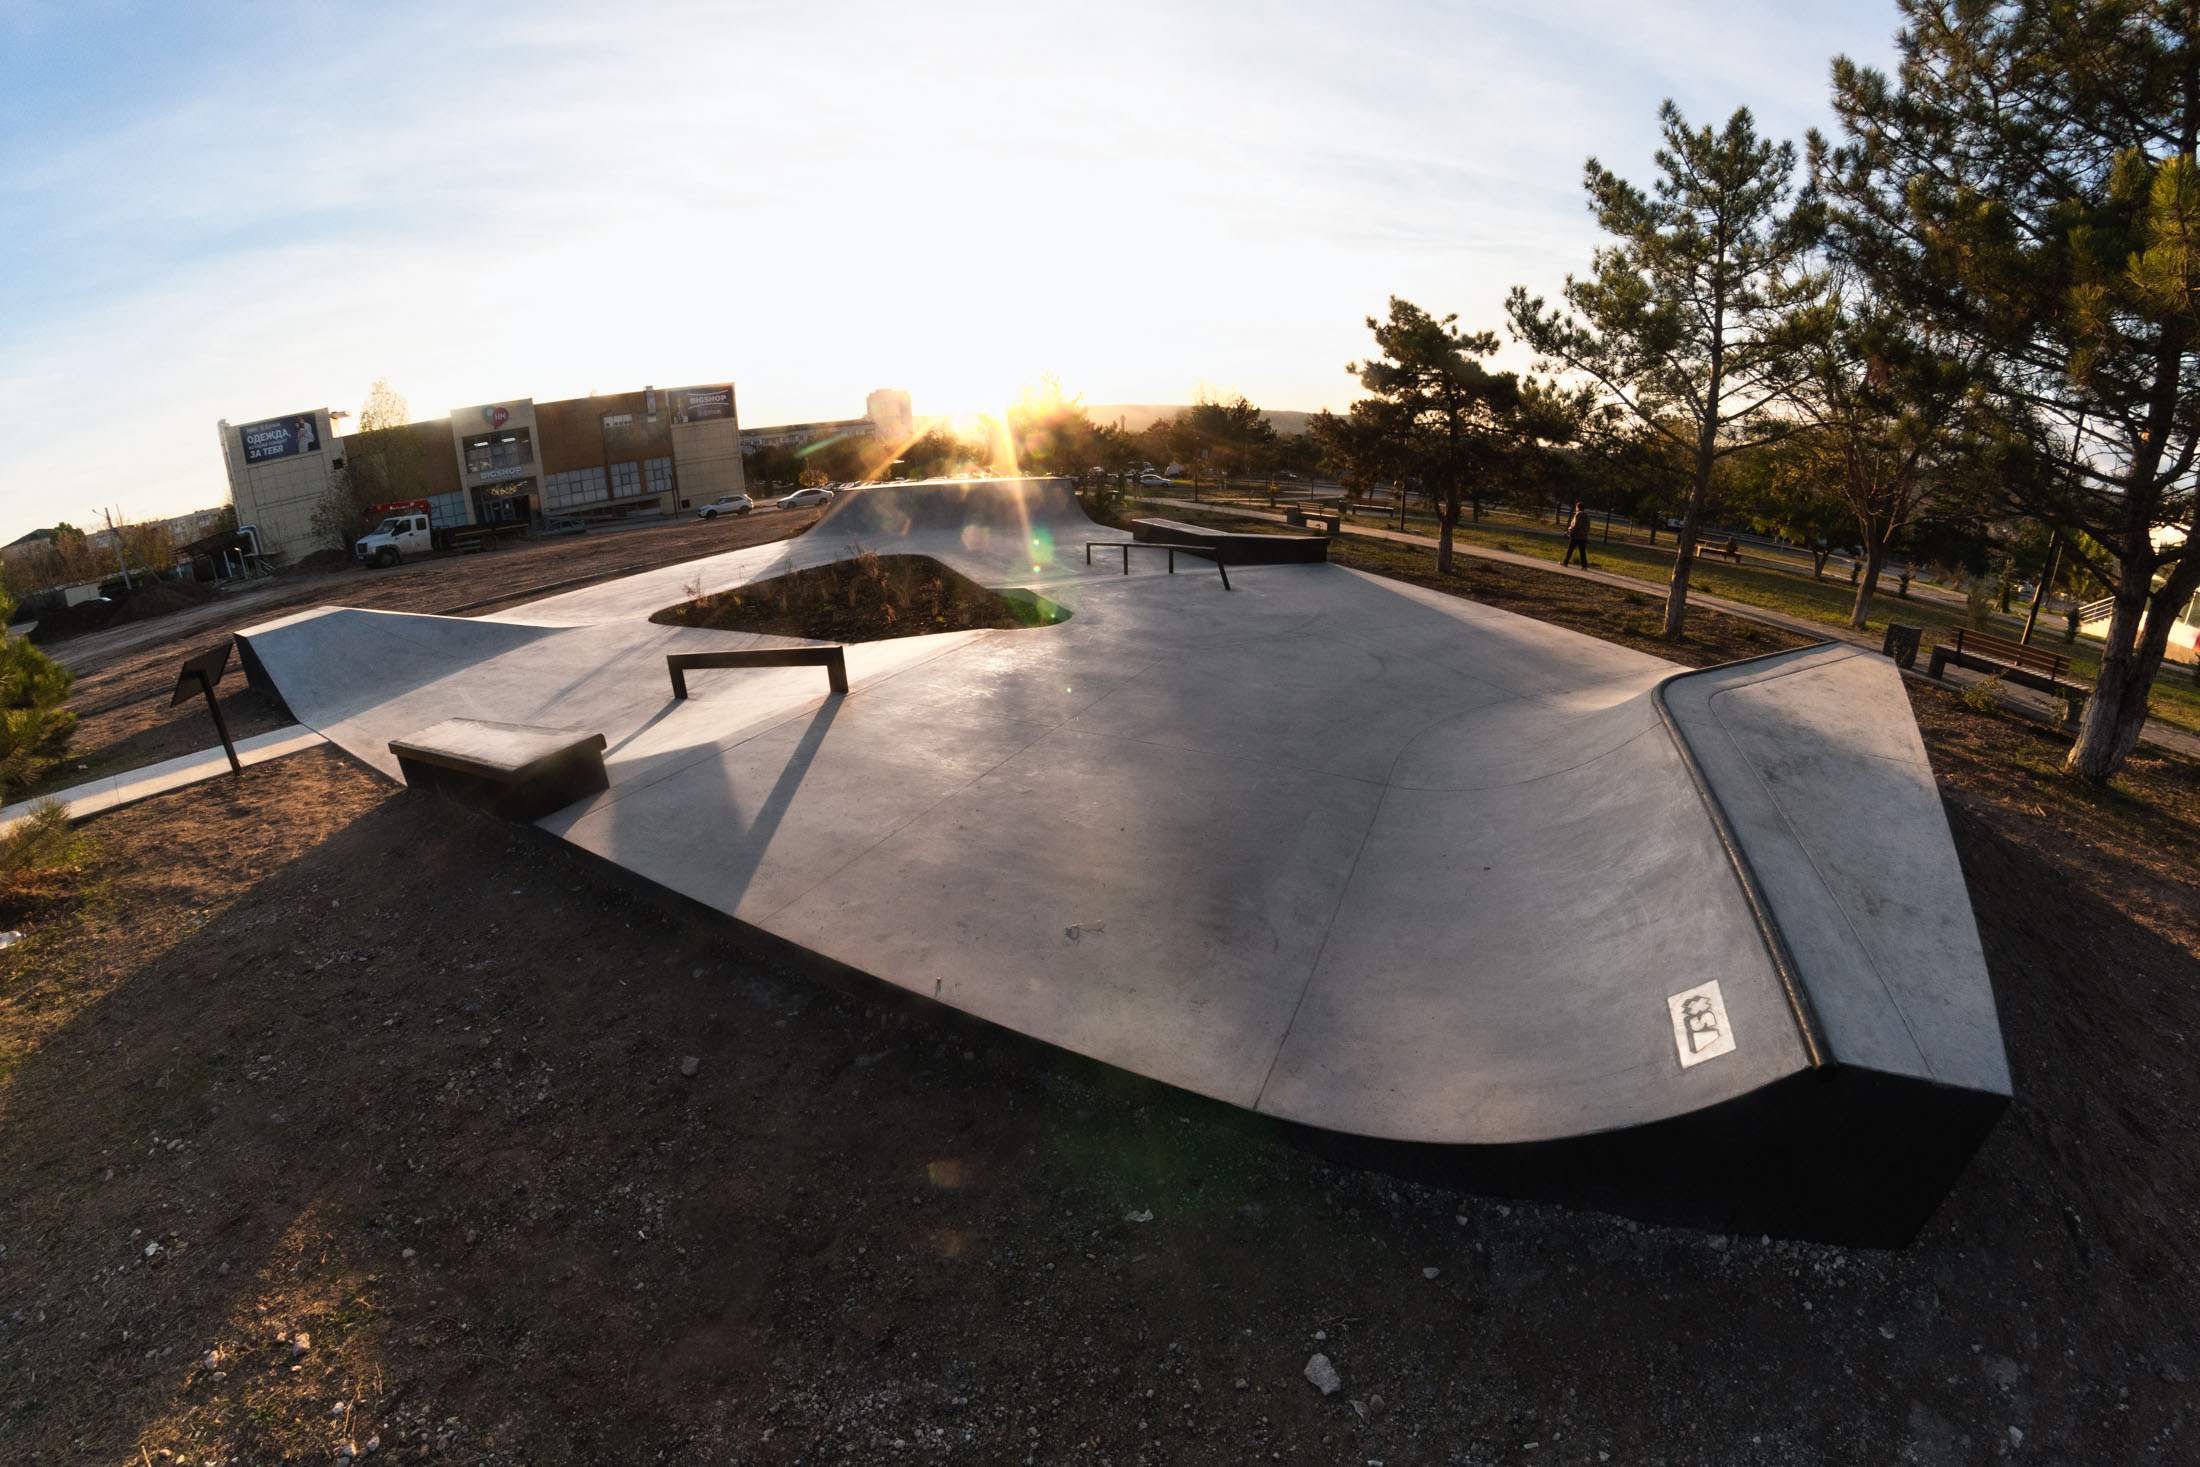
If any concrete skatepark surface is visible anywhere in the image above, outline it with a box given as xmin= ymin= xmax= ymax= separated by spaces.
xmin=236 ymin=478 xmax=2010 ymax=1241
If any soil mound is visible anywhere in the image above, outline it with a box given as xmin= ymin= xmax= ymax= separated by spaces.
xmin=650 ymin=553 xmax=1066 ymax=642
xmin=106 ymin=581 xmax=213 ymax=625
xmin=28 ymin=579 xmax=214 ymax=644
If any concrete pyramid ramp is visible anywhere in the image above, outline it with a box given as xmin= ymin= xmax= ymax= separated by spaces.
xmin=237 ymin=478 xmax=2008 ymax=1243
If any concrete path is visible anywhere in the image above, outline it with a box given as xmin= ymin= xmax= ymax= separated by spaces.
xmin=0 ymin=725 xmax=327 ymax=835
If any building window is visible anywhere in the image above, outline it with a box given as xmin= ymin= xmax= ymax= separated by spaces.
xmin=610 ymin=461 xmax=642 ymax=496
xmin=644 ymin=456 xmax=674 ymax=495
xmin=542 ymin=466 xmax=609 ymax=510
xmin=462 ymin=427 xmax=534 ymax=476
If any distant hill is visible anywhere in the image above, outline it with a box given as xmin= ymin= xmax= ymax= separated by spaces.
xmin=908 ymin=404 xmax=1319 ymax=437
xmin=1084 ymin=404 xmax=1315 ymax=436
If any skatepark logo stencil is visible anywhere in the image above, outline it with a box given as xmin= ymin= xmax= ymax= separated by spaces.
xmin=1667 ymin=981 xmax=1737 ymax=1068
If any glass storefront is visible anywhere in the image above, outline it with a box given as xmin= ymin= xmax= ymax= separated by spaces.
xmin=472 ymin=478 xmax=536 ymax=525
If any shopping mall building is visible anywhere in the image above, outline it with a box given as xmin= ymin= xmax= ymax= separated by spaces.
xmin=218 ymin=383 xmax=749 ymax=561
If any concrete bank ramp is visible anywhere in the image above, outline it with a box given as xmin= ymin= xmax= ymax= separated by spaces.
xmin=810 ymin=475 xmax=1090 ymax=543
xmin=237 ymin=477 xmax=2008 ymax=1243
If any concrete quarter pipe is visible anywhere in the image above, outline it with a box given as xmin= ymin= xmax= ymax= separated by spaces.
xmin=237 ymin=478 xmax=2009 ymax=1243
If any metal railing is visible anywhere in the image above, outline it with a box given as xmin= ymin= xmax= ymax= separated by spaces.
xmin=1085 ymin=541 xmax=1231 ymax=589
xmin=667 ymin=646 xmax=849 ymax=700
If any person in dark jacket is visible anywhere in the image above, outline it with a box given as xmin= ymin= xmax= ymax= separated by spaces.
xmin=1562 ymin=501 xmax=1592 ymax=568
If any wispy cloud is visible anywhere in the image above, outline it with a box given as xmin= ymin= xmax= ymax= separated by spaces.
xmin=0 ymin=0 xmax=1903 ymax=536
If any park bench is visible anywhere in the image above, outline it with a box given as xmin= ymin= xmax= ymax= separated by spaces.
xmin=1283 ymin=507 xmax=1342 ymax=533
xmin=1694 ymin=536 xmax=1742 ymax=562
xmin=1927 ymin=627 xmax=2088 ymax=702
xmin=388 ymin=717 xmax=608 ymax=821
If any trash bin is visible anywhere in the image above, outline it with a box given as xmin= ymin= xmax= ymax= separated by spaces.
xmin=1883 ymin=623 xmax=1923 ymax=670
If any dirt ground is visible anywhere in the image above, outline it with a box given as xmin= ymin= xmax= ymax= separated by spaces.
xmin=3 ymin=535 xmax=2198 ymax=1465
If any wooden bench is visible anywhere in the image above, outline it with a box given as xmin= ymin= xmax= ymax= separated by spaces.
xmin=1694 ymin=536 xmax=1741 ymax=562
xmin=1927 ymin=627 xmax=2087 ymax=700
xmin=388 ymin=718 xmax=608 ymax=821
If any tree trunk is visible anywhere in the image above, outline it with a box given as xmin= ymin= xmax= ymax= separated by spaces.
xmin=1849 ymin=531 xmax=1885 ymax=629
xmin=2020 ymin=533 xmax=2060 ymax=646
xmin=1811 ymin=547 xmax=1829 ymax=579
xmin=2069 ymin=595 xmax=2163 ymax=781
xmin=1663 ymin=440 xmax=1717 ymax=638
xmin=1437 ymin=490 xmax=1459 ymax=574
xmin=2065 ymin=552 xmax=2200 ymax=780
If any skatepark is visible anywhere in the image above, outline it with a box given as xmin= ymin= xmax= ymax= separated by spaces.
xmin=233 ymin=477 xmax=2011 ymax=1243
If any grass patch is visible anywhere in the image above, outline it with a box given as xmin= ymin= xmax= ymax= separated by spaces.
xmin=651 ymin=552 xmax=1067 ymax=642
xmin=1961 ymin=673 xmax=2006 ymax=713
xmin=0 ymin=800 xmax=99 ymax=925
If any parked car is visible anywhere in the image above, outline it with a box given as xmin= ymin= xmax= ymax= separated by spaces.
xmin=1138 ymin=472 xmax=1173 ymax=488
xmin=697 ymin=494 xmax=753 ymax=519
xmin=778 ymin=487 xmax=835 ymax=509
xmin=537 ymin=517 xmax=588 ymax=536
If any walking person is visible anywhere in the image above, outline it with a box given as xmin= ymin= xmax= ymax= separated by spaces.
xmin=1562 ymin=501 xmax=1592 ymax=568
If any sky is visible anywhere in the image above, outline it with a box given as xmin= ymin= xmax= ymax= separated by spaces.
xmin=0 ymin=0 xmax=1906 ymax=541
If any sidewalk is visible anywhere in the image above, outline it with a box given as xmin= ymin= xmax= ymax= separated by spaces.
xmin=1150 ymin=497 xmax=2200 ymax=762
xmin=0 ymin=725 xmax=327 ymax=836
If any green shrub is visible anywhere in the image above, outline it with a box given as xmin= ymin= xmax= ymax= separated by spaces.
xmin=0 ymin=591 xmax=75 ymax=799
xmin=1960 ymin=673 xmax=2004 ymax=713
xmin=1964 ymin=578 xmax=1995 ymax=630
xmin=0 ymin=799 xmax=84 ymax=876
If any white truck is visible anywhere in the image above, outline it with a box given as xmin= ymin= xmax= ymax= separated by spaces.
xmin=353 ymin=503 xmax=439 ymax=567
xmin=353 ymin=499 xmax=525 ymax=566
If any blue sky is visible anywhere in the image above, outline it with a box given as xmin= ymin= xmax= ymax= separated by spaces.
xmin=0 ymin=0 xmax=1903 ymax=540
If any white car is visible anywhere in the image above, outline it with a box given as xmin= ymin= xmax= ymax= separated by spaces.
xmin=697 ymin=494 xmax=753 ymax=519
xmin=778 ymin=487 xmax=835 ymax=510
xmin=1138 ymin=473 xmax=1173 ymax=488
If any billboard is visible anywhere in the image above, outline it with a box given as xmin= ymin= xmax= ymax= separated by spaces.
xmin=672 ymin=385 xmax=736 ymax=424
xmin=239 ymin=412 xmax=323 ymax=464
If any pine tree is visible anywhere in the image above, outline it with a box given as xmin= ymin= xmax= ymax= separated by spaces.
xmin=0 ymin=585 xmax=76 ymax=798
xmin=1354 ymin=298 xmax=1580 ymax=574
xmin=1815 ymin=0 xmax=2200 ymax=780
xmin=1509 ymin=102 xmax=1819 ymax=637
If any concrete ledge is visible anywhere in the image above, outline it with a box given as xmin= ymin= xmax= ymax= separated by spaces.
xmin=389 ymin=718 xmax=609 ymax=822
xmin=1131 ymin=517 xmax=1331 ymax=565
